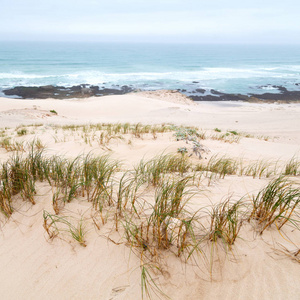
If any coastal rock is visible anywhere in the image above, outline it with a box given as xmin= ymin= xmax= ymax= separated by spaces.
xmin=189 ymin=95 xmax=222 ymax=101
xmin=189 ymin=85 xmax=300 ymax=102
xmin=190 ymin=92 xmax=250 ymax=102
xmin=3 ymin=85 xmax=134 ymax=99
xmin=210 ymin=89 xmax=223 ymax=95
xmin=249 ymin=85 xmax=300 ymax=101
xmin=2 ymin=83 xmax=300 ymax=103
xmin=274 ymin=85 xmax=288 ymax=93
xmin=195 ymin=88 xmax=206 ymax=94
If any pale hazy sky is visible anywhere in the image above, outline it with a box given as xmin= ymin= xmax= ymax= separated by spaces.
xmin=1 ymin=0 xmax=299 ymax=43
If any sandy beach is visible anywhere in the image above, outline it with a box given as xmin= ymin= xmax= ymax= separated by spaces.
xmin=0 ymin=92 xmax=300 ymax=300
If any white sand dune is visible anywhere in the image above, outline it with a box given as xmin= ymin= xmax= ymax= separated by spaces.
xmin=0 ymin=93 xmax=299 ymax=299
xmin=1 ymin=94 xmax=300 ymax=141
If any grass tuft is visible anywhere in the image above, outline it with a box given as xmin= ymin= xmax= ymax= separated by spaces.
xmin=208 ymin=199 xmax=243 ymax=247
xmin=43 ymin=211 xmax=87 ymax=247
xmin=249 ymin=176 xmax=300 ymax=234
xmin=283 ymin=157 xmax=300 ymax=176
xmin=17 ymin=128 xmax=28 ymax=136
xmin=195 ymin=155 xmax=238 ymax=179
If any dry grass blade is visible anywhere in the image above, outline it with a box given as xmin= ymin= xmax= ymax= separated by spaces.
xmin=43 ymin=210 xmax=87 ymax=247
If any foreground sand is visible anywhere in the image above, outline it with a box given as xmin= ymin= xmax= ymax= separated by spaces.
xmin=0 ymin=92 xmax=300 ymax=299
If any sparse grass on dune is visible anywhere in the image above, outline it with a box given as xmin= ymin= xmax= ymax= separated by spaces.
xmin=0 ymin=148 xmax=299 ymax=298
xmin=0 ymin=138 xmax=25 ymax=152
xmin=283 ymin=157 xmax=300 ymax=176
xmin=45 ymin=123 xmax=176 ymax=149
xmin=151 ymin=177 xmax=194 ymax=251
xmin=0 ymin=122 xmax=300 ymax=299
xmin=194 ymin=154 xmax=300 ymax=182
xmin=121 ymin=175 xmax=202 ymax=297
xmin=207 ymin=199 xmax=244 ymax=247
xmin=116 ymin=170 xmax=146 ymax=215
xmin=200 ymin=198 xmax=247 ymax=278
xmin=86 ymin=155 xmax=119 ymax=211
xmin=47 ymin=154 xmax=119 ymax=214
xmin=249 ymin=176 xmax=300 ymax=234
xmin=210 ymin=132 xmax=241 ymax=144
xmin=0 ymin=158 xmax=37 ymax=216
xmin=0 ymin=151 xmax=120 ymax=215
xmin=195 ymin=155 xmax=238 ymax=179
xmin=135 ymin=154 xmax=191 ymax=186
xmin=0 ymin=123 xmax=276 ymax=163
xmin=43 ymin=210 xmax=86 ymax=247
xmin=56 ymin=122 xmax=173 ymax=137
xmin=242 ymin=159 xmax=276 ymax=178
xmin=16 ymin=128 xmax=28 ymax=136
xmin=49 ymin=155 xmax=83 ymax=212
xmin=0 ymin=136 xmax=46 ymax=153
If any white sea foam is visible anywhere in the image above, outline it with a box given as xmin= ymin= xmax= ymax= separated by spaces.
xmin=0 ymin=65 xmax=299 ymax=95
xmin=261 ymin=85 xmax=278 ymax=90
xmin=13 ymin=66 xmax=298 ymax=77
xmin=0 ymin=65 xmax=298 ymax=85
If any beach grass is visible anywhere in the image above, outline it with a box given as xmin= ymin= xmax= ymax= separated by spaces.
xmin=0 ymin=122 xmax=299 ymax=299
xmin=249 ymin=176 xmax=300 ymax=234
xmin=43 ymin=210 xmax=86 ymax=246
xmin=207 ymin=199 xmax=243 ymax=246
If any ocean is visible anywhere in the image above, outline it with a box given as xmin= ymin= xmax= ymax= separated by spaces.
xmin=0 ymin=42 xmax=300 ymax=98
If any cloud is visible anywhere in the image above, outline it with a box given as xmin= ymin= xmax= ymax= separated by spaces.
xmin=0 ymin=0 xmax=299 ymax=43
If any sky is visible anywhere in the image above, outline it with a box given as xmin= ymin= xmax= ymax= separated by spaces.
xmin=0 ymin=0 xmax=299 ymax=43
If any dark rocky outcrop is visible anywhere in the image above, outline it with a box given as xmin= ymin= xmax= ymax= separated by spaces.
xmin=2 ymin=83 xmax=300 ymax=103
xmin=189 ymin=85 xmax=300 ymax=102
xmin=189 ymin=93 xmax=250 ymax=102
xmin=249 ymin=85 xmax=300 ymax=101
xmin=195 ymin=88 xmax=206 ymax=94
xmin=3 ymin=85 xmax=134 ymax=99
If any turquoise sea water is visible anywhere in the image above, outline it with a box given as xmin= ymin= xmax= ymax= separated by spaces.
xmin=0 ymin=42 xmax=300 ymax=96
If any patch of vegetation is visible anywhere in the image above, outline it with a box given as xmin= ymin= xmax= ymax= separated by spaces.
xmin=208 ymin=199 xmax=243 ymax=247
xmin=43 ymin=211 xmax=86 ymax=246
xmin=1 ymin=122 xmax=300 ymax=299
xmin=228 ymin=130 xmax=238 ymax=136
xmin=17 ymin=128 xmax=28 ymax=136
xmin=195 ymin=155 xmax=238 ymax=179
xmin=0 ymin=138 xmax=25 ymax=152
xmin=249 ymin=176 xmax=300 ymax=234
xmin=177 ymin=147 xmax=188 ymax=155
xmin=135 ymin=154 xmax=191 ymax=186
xmin=243 ymin=159 xmax=275 ymax=179
xmin=283 ymin=157 xmax=300 ymax=176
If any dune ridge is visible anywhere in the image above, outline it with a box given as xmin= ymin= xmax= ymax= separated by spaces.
xmin=0 ymin=92 xmax=299 ymax=299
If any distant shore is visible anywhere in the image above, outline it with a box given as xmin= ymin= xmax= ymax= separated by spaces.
xmin=2 ymin=84 xmax=300 ymax=103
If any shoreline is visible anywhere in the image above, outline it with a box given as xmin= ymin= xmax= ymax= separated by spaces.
xmin=2 ymin=84 xmax=300 ymax=103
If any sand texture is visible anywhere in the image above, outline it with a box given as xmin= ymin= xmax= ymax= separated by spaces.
xmin=0 ymin=93 xmax=300 ymax=299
